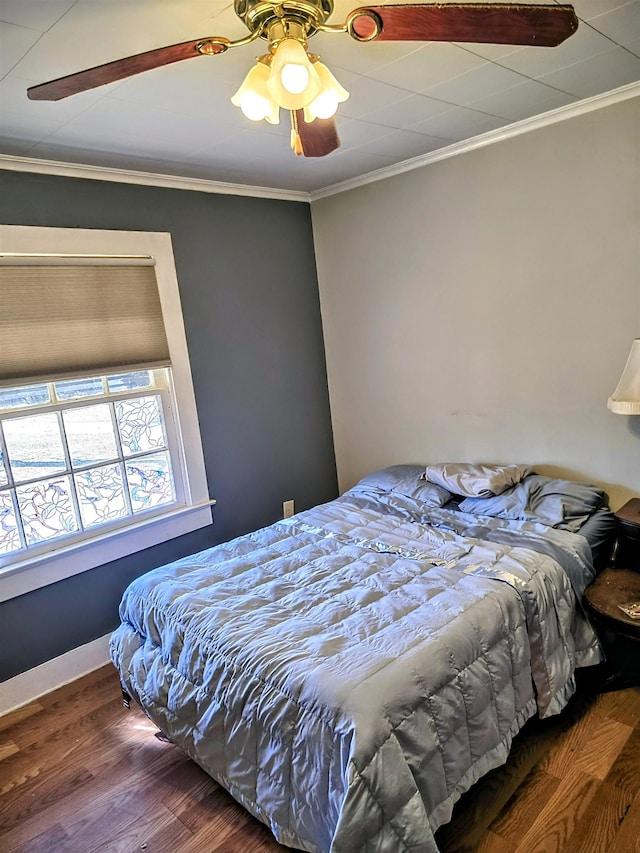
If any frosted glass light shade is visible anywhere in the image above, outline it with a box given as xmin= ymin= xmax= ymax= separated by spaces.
xmin=231 ymin=63 xmax=280 ymax=124
xmin=267 ymin=39 xmax=320 ymax=110
xmin=304 ymin=62 xmax=349 ymax=122
xmin=303 ymin=62 xmax=349 ymax=121
xmin=608 ymin=339 xmax=640 ymax=414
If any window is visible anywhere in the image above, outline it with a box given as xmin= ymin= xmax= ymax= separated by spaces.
xmin=0 ymin=227 xmax=212 ymax=602
xmin=0 ymin=369 xmax=181 ymax=558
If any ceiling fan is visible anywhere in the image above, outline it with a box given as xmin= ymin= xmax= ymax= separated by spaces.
xmin=27 ymin=1 xmax=579 ymax=158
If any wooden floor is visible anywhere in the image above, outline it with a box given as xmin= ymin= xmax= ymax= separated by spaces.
xmin=1 ymin=666 xmax=639 ymax=853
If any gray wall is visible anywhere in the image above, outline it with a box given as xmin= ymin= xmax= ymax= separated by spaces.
xmin=312 ymin=96 xmax=640 ymax=509
xmin=0 ymin=170 xmax=338 ymax=681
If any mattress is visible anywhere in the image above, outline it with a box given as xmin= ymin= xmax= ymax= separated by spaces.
xmin=111 ymin=484 xmax=606 ymax=853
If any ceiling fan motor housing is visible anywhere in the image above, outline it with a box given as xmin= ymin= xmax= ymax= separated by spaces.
xmin=234 ymin=0 xmax=335 ymax=40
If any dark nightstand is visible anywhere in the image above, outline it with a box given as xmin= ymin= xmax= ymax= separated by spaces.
xmin=612 ymin=497 xmax=640 ymax=570
xmin=583 ymin=499 xmax=640 ymax=689
xmin=584 ymin=568 xmax=640 ymax=688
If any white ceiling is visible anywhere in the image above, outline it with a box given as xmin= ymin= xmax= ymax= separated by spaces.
xmin=1 ymin=0 xmax=639 ymax=195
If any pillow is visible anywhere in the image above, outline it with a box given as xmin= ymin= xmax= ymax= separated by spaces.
xmin=424 ymin=462 xmax=533 ymax=498
xmin=351 ymin=464 xmax=451 ymax=508
xmin=458 ymin=474 xmax=608 ymax=532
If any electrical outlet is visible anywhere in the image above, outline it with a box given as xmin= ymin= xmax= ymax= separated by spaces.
xmin=283 ymin=499 xmax=295 ymax=518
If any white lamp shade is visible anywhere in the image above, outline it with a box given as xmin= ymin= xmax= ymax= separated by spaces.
xmin=608 ymin=338 xmax=640 ymax=414
xmin=231 ymin=63 xmax=280 ymax=124
xmin=267 ymin=39 xmax=320 ymax=111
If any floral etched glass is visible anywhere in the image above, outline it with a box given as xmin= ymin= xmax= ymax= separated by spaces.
xmin=75 ymin=463 xmax=128 ymax=529
xmin=126 ymin=452 xmax=174 ymax=512
xmin=16 ymin=476 xmax=79 ymax=545
xmin=117 ymin=396 xmax=165 ymax=455
xmin=0 ymin=490 xmax=21 ymax=554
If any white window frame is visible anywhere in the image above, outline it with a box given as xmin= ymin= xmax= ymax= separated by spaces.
xmin=0 ymin=226 xmax=213 ymax=602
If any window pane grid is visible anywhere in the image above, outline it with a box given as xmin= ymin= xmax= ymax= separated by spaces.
xmin=0 ymin=446 xmax=175 ymax=489
xmin=0 ymin=371 xmax=158 ymax=417
xmin=0 ymin=373 xmax=177 ymax=559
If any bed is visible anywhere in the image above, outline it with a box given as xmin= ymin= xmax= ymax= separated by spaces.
xmin=110 ymin=463 xmax=615 ymax=853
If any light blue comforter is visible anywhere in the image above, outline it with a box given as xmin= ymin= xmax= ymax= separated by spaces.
xmin=110 ymin=488 xmax=601 ymax=853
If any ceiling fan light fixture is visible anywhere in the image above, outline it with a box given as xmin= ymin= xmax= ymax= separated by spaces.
xmin=267 ymin=38 xmax=321 ymax=110
xmin=304 ymin=61 xmax=349 ymax=120
xmin=26 ymin=1 xmax=581 ymax=158
xmin=231 ymin=60 xmax=280 ymax=123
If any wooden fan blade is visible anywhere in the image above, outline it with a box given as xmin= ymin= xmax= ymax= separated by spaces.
xmin=27 ymin=37 xmax=228 ymax=101
xmin=347 ymin=4 xmax=578 ymax=47
xmin=296 ymin=112 xmax=340 ymax=157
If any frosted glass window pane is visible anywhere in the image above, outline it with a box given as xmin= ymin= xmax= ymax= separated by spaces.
xmin=4 ymin=413 xmax=66 ymax=483
xmin=75 ymin=464 xmax=128 ymax=528
xmin=63 ymin=405 xmax=118 ymax=468
xmin=16 ymin=476 xmax=79 ymax=545
xmin=55 ymin=376 xmax=104 ymax=401
xmin=117 ymin=396 xmax=166 ymax=455
xmin=126 ymin=452 xmax=174 ymax=512
xmin=107 ymin=371 xmax=153 ymax=393
xmin=0 ymin=384 xmax=50 ymax=410
xmin=0 ymin=490 xmax=21 ymax=554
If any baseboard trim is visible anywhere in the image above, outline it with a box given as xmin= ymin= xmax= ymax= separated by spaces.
xmin=0 ymin=633 xmax=112 ymax=716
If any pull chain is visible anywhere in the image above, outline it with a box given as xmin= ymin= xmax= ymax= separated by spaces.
xmin=290 ymin=110 xmax=303 ymax=156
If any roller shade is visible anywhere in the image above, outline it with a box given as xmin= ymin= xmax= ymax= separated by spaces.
xmin=0 ymin=256 xmax=170 ymax=387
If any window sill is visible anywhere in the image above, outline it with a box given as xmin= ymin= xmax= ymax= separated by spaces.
xmin=0 ymin=499 xmax=215 ymax=603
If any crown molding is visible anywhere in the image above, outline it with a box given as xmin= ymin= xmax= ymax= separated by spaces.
xmin=309 ymin=81 xmax=640 ymax=202
xmin=0 ymin=154 xmax=310 ymax=203
xmin=1 ymin=82 xmax=638 ymax=204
